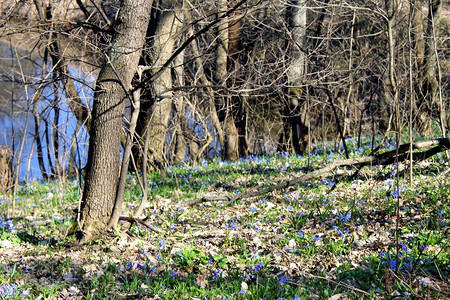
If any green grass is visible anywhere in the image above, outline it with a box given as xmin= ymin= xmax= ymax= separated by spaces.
xmin=0 ymin=136 xmax=449 ymax=299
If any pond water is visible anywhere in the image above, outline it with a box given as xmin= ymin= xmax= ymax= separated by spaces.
xmin=0 ymin=104 xmax=90 ymax=181
xmin=0 ymin=42 xmax=92 ymax=181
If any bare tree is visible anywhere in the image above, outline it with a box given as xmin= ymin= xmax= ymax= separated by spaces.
xmin=281 ymin=0 xmax=309 ymax=154
xmin=78 ymin=0 xmax=153 ymax=242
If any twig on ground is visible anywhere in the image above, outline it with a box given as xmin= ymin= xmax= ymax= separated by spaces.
xmin=119 ymin=216 xmax=163 ymax=233
xmin=184 ymin=195 xmax=232 ymax=207
xmin=294 ymin=271 xmax=371 ymax=296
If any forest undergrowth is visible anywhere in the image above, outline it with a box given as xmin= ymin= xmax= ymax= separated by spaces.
xmin=0 ymin=136 xmax=449 ymax=299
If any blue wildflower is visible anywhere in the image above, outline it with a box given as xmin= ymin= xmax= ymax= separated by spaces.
xmin=339 ymin=212 xmax=351 ymax=223
xmin=278 ymin=276 xmax=290 ymax=284
xmin=312 ymin=236 xmax=322 ymax=242
xmin=389 ymin=260 xmax=397 ymax=270
xmin=399 ymin=244 xmax=407 ymax=252
xmin=255 ymin=262 xmax=265 ymax=271
xmin=0 ymin=284 xmax=18 ymax=297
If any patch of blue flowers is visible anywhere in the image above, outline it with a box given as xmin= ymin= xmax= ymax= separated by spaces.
xmin=379 ymin=244 xmax=431 ymax=273
xmin=0 ymin=284 xmax=18 ymax=298
xmin=0 ymin=217 xmax=15 ymax=231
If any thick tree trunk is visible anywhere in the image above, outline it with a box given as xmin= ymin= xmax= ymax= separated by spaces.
xmin=215 ymin=0 xmax=245 ymax=160
xmin=172 ymin=10 xmax=186 ymax=165
xmin=215 ymin=0 xmax=235 ymax=160
xmin=78 ymin=0 xmax=153 ymax=242
xmin=145 ymin=7 xmax=181 ymax=169
xmin=411 ymin=0 xmax=429 ymax=132
xmin=224 ymin=116 xmax=239 ymax=160
xmin=421 ymin=0 xmax=445 ymax=135
xmin=379 ymin=0 xmax=399 ymax=133
xmin=228 ymin=1 xmax=249 ymax=157
xmin=134 ymin=2 xmax=183 ymax=170
xmin=285 ymin=0 xmax=309 ymax=154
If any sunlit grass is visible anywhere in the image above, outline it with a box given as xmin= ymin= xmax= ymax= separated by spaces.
xmin=0 ymin=135 xmax=449 ymax=299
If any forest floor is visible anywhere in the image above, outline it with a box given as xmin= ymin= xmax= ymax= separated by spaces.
xmin=0 ymin=136 xmax=449 ymax=299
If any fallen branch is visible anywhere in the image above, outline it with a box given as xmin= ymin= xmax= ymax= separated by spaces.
xmin=294 ymin=271 xmax=371 ymax=296
xmin=184 ymin=195 xmax=231 ymax=207
xmin=119 ymin=216 xmax=163 ymax=234
xmin=185 ymin=138 xmax=449 ymax=207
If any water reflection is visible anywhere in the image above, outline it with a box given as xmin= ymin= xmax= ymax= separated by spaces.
xmin=0 ymin=42 xmax=93 ymax=181
xmin=0 ymin=99 xmax=90 ymax=181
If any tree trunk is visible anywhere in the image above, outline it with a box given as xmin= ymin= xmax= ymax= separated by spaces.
xmin=134 ymin=2 xmax=183 ymax=170
xmin=421 ymin=0 xmax=445 ymax=135
xmin=0 ymin=145 xmax=12 ymax=191
xmin=215 ymin=0 xmax=235 ymax=160
xmin=78 ymin=0 xmax=153 ymax=242
xmin=32 ymin=92 xmax=49 ymax=180
xmin=172 ymin=8 xmax=186 ymax=165
xmin=410 ymin=0 xmax=429 ymax=132
xmin=380 ymin=0 xmax=399 ymax=132
xmin=145 ymin=7 xmax=181 ymax=169
xmin=285 ymin=0 xmax=309 ymax=154
xmin=173 ymin=99 xmax=187 ymax=164
xmin=228 ymin=1 xmax=249 ymax=157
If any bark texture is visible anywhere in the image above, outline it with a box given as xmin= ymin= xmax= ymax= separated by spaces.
xmin=79 ymin=0 xmax=153 ymax=242
xmin=215 ymin=0 xmax=233 ymax=159
xmin=285 ymin=0 xmax=309 ymax=154
xmin=145 ymin=7 xmax=181 ymax=168
xmin=0 ymin=145 xmax=12 ymax=191
xmin=421 ymin=0 xmax=445 ymax=135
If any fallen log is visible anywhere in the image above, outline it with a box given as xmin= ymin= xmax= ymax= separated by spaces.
xmin=185 ymin=138 xmax=450 ymax=206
